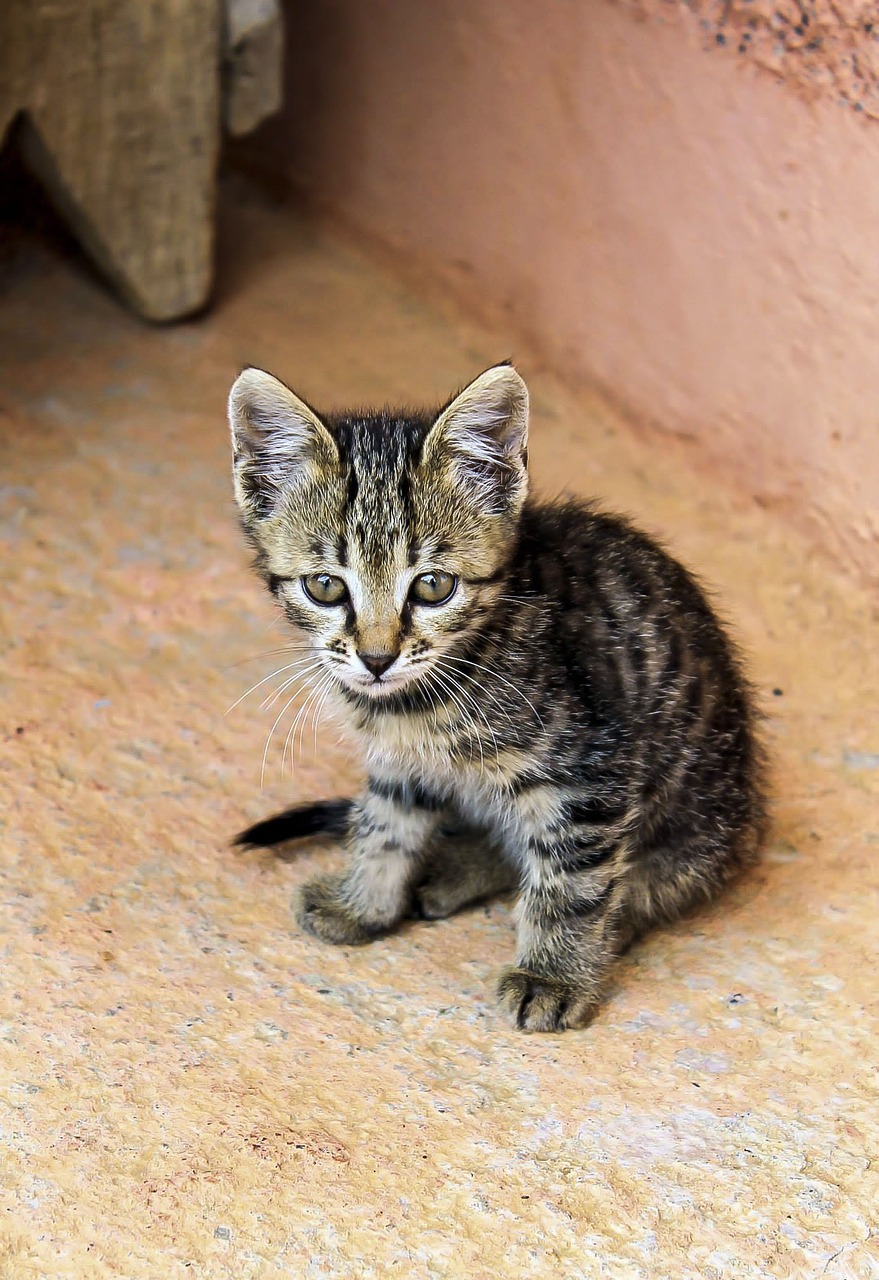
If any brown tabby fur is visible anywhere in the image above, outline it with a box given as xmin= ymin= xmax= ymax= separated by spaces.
xmin=228 ymin=364 xmax=767 ymax=1032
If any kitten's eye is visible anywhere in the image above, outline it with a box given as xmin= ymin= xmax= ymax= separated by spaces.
xmin=302 ymin=573 xmax=348 ymax=605
xmin=410 ymin=570 xmax=457 ymax=605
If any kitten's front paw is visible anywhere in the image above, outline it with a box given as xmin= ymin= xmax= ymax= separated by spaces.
xmin=497 ymin=968 xmax=597 ymax=1033
xmin=297 ymin=875 xmax=380 ymax=946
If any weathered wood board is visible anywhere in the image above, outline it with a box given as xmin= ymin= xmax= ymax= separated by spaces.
xmin=0 ymin=0 xmax=283 ymax=321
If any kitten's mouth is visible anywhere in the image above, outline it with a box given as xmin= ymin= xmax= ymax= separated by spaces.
xmin=336 ymin=663 xmax=423 ymax=699
xmin=348 ymin=673 xmax=411 ymax=697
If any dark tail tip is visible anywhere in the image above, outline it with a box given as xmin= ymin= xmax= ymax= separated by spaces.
xmin=233 ymin=798 xmax=353 ymax=852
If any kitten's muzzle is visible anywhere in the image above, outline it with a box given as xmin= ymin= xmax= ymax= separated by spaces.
xmin=357 ymin=650 xmax=399 ymax=679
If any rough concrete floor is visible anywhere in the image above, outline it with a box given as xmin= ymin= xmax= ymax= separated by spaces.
xmin=1 ymin=176 xmax=877 ymax=1280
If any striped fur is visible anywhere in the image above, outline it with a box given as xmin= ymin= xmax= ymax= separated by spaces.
xmin=229 ymin=365 xmax=767 ymax=1032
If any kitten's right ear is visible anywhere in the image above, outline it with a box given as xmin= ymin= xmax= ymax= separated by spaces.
xmin=228 ymin=368 xmax=338 ymax=519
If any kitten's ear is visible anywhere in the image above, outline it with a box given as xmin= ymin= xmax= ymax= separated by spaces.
xmin=228 ymin=368 xmax=338 ymax=519
xmin=424 ymin=365 xmax=529 ymax=513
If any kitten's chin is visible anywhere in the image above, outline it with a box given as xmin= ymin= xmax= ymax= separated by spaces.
xmin=340 ymin=669 xmax=420 ymax=699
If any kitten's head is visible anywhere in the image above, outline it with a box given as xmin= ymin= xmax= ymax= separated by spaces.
xmin=228 ymin=364 xmax=529 ymax=700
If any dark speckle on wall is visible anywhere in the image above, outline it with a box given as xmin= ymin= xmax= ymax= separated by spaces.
xmin=615 ymin=1 xmax=879 ymax=120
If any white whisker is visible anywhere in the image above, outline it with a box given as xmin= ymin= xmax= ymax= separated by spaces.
xmin=260 ymin=685 xmax=307 ymax=789
xmin=433 ymin=658 xmax=501 ymax=762
xmin=310 ymin=674 xmax=339 ymax=760
xmin=422 ymin=669 xmax=441 ymax=735
xmin=429 ymin=667 xmax=484 ymax=772
xmin=225 ymin=654 xmax=321 ymax=717
xmin=223 ymin=643 xmax=312 ymax=670
xmin=496 ymin=595 xmax=546 ymax=613
xmin=442 ymin=653 xmax=546 ymax=732
xmin=282 ymin=669 xmax=334 ymax=776
xmin=433 ymin=656 xmax=516 ymax=731
xmin=261 ymin=660 xmax=326 ymax=711
xmin=296 ymin=670 xmax=335 ymax=768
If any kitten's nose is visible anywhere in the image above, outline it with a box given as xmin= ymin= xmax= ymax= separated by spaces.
xmin=357 ymin=650 xmax=398 ymax=679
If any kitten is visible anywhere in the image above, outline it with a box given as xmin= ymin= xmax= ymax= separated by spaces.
xmin=228 ymin=364 xmax=767 ymax=1032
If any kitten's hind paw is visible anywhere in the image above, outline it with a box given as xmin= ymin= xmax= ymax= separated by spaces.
xmin=497 ymin=968 xmax=598 ymax=1033
xmin=413 ymin=850 xmax=516 ymax=919
xmin=297 ymin=875 xmax=381 ymax=946
xmin=412 ymin=877 xmax=480 ymax=920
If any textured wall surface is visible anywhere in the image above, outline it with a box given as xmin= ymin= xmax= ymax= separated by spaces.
xmin=255 ymin=0 xmax=879 ymax=586
xmin=619 ymin=1 xmax=879 ymax=118
xmin=0 ymin=176 xmax=877 ymax=1278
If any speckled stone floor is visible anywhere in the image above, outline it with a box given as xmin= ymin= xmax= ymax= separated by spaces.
xmin=1 ymin=175 xmax=877 ymax=1280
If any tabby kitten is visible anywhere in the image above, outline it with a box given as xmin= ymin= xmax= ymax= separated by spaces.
xmin=228 ymin=364 xmax=766 ymax=1032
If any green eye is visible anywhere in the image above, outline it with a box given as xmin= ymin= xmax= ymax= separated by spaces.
xmin=410 ymin=570 xmax=457 ymax=605
xmin=302 ymin=573 xmax=348 ymax=605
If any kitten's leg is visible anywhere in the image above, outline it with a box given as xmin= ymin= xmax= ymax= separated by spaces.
xmin=498 ymin=792 xmax=630 ymax=1032
xmin=620 ymin=822 xmax=762 ymax=945
xmin=414 ymin=824 xmax=518 ymax=920
xmin=297 ymin=776 xmax=444 ymax=945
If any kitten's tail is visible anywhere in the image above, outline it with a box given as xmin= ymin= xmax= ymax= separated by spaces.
xmin=234 ymin=798 xmax=353 ymax=851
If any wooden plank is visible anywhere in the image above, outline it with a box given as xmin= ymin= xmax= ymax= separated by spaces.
xmin=0 ymin=1 xmax=222 ymax=321
xmin=224 ymin=0 xmax=284 ymax=137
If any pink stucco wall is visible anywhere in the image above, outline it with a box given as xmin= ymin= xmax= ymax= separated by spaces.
xmin=619 ymin=1 xmax=878 ymax=119
xmin=256 ymin=0 xmax=879 ymax=582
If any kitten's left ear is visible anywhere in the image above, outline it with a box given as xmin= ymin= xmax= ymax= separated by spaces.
xmin=424 ymin=365 xmax=529 ymax=513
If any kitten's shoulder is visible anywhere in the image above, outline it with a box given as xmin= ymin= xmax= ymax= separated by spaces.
xmin=518 ymin=496 xmax=659 ymax=556
xmin=516 ymin=496 xmax=705 ymax=601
